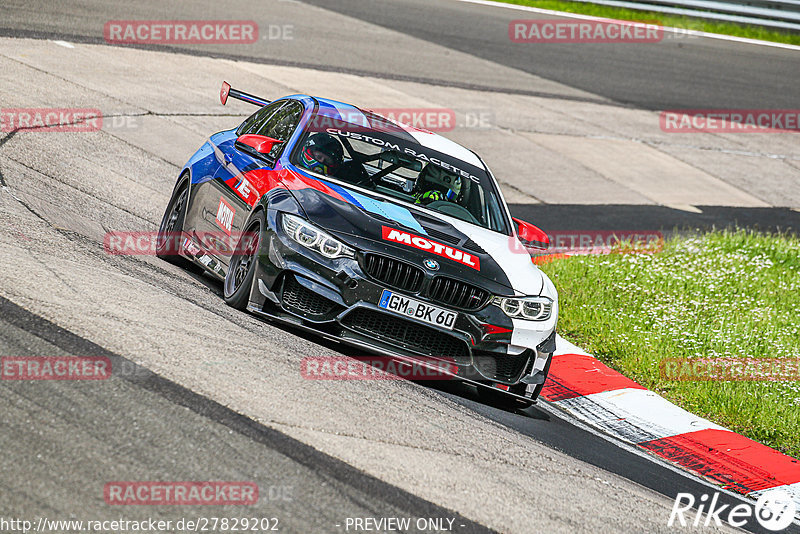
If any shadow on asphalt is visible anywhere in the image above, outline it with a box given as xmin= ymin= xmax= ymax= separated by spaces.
xmin=424 ymin=380 xmax=552 ymax=420
xmin=174 ymin=203 xmax=800 ymax=422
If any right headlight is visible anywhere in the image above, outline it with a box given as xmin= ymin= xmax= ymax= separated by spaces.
xmin=493 ymin=295 xmax=553 ymax=321
xmin=281 ymin=213 xmax=355 ymax=259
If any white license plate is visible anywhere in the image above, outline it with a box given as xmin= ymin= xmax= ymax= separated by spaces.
xmin=378 ymin=289 xmax=456 ymax=330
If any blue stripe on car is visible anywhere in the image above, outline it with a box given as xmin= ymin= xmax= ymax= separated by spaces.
xmin=319 ymin=179 xmax=427 ymax=235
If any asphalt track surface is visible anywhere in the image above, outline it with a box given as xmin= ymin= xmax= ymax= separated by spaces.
xmin=0 ymin=296 xmax=490 ymax=534
xmin=0 ymin=0 xmax=799 ymax=532
xmin=1 ymin=0 xmax=798 ymax=231
xmin=299 ymin=0 xmax=800 ymax=110
xmin=1 ymin=0 xmax=798 ymax=110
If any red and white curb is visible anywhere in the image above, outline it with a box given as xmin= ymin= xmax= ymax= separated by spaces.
xmin=545 ymin=335 xmax=800 ymax=518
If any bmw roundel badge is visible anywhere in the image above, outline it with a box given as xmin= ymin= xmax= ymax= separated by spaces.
xmin=423 ymin=259 xmax=439 ymax=271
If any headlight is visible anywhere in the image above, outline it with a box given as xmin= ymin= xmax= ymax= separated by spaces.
xmin=493 ymin=296 xmax=552 ymax=321
xmin=281 ymin=213 xmax=355 ymax=259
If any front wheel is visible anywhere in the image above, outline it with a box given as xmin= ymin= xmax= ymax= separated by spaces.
xmin=156 ymin=180 xmax=189 ymax=265
xmin=224 ymin=211 xmax=264 ymax=310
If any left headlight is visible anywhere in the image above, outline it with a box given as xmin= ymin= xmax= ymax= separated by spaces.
xmin=281 ymin=213 xmax=355 ymax=259
xmin=493 ymin=295 xmax=553 ymax=321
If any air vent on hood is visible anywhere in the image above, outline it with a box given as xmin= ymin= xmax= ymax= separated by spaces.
xmin=463 ymin=238 xmax=487 ymax=255
xmin=369 ymin=212 xmax=395 ymax=225
xmin=422 ymin=227 xmax=461 ymax=245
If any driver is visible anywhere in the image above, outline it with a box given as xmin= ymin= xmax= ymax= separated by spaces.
xmin=414 ymin=164 xmax=462 ymax=205
xmin=299 ymin=133 xmax=344 ymax=176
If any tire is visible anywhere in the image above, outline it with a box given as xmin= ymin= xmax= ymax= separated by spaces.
xmin=223 ymin=210 xmax=264 ymax=310
xmin=156 ymin=179 xmax=190 ymax=265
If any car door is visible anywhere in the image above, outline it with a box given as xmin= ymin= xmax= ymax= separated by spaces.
xmin=197 ymin=99 xmax=305 ymax=266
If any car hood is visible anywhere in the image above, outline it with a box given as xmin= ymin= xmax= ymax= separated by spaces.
xmin=281 ymin=169 xmax=544 ymax=296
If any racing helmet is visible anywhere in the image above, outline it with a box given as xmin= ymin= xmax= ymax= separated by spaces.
xmin=415 ymin=164 xmax=462 ymax=204
xmin=300 ymin=133 xmax=344 ymax=175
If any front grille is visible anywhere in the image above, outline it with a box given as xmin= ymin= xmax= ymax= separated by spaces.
xmin=474 ymin=350 xmax=532 ymax=383
xmin=282 ymin=276 xmax=338 ymax=317
xmin=342 ymin=308 xmax=469 ymax=362
xmin=362 ymin=254 xmax=424 ymax=293
xmin=428 ymin=277 xmax=490 ymax=311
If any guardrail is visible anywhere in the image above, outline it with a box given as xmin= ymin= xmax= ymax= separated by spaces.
xmin=569 ymin=0 xmax=800 ymax=31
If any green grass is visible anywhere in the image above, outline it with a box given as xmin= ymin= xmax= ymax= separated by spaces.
xmin=498 ymin=0 xmax=800 ymax=46
xmin=538 ymin=229 xmax=800 ymax=457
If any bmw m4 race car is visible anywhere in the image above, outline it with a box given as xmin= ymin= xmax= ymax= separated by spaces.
xmin=157 ymin=82 xmax=558 ymax=407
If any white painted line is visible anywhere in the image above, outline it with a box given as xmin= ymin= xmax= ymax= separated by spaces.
xmin=665 ymin=204 xmax=703 ymax=213
xmin=51 ymin=40 xmax=75 ymax=49
xmin=453 ymin=0 xmax=800 ymax=51
xmin=556 ymin=387 xmax=725 ymax=442
xmin=540 ymin=398 xmax=778 ymax=509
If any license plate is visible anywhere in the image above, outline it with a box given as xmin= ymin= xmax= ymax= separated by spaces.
xmin=378 ymin=289 xmax=457 ymax=330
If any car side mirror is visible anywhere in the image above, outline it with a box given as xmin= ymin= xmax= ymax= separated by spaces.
xmin=220 ymin=81 xmax=231 ymax=105
xmin=513 ymin=217 xmax=549 ymax=250
xmin=235 ymin=134 xmax=283 ymax=156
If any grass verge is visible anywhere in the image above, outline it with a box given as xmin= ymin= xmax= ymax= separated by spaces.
xmin=538 ymin=229 xmax=800 ymax=457
xmin=496 ymin=0 xmax=800 ymax=46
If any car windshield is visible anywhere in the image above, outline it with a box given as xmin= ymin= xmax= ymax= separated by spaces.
xmin=292 ymin=111 xmax=510 ymax=233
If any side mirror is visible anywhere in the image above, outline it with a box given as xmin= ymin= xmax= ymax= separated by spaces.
xmin=236 ymin=134 xmax=283 ymax=156
xmin=513 ymin=217 xmax=549 ymax=250
xmin=220 ymin=81 xmax=231 ymax=105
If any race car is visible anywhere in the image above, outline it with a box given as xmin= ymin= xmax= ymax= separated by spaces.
xmin=157 ymin=82 xmax=558 ymax=408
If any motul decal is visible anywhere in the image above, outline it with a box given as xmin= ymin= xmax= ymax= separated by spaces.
xmin=215 ymin=198 xmax=235 ymax=235
xmin=382 ymin=226 xmax=480 ymax=270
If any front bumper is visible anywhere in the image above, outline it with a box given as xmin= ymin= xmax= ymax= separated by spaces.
xmin=247 ymin=210 xmax=557 ymax=395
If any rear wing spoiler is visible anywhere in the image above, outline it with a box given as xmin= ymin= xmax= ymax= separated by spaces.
xmin=219 ymin=81 xmax=270 ymax=107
